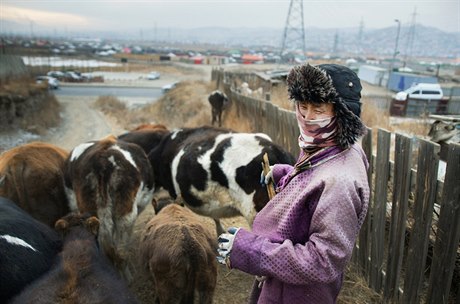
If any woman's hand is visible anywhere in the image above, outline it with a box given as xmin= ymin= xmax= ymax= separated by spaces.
xmin=217 ymin=227 xmax=240 ymax=267
xmin=260 ymin=165 xmax=274 ymax=186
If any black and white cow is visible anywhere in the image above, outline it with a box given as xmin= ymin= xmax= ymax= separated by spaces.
xmin=0 ymin=197 xmax=62 ymax=302
xmin=208 ymin=90 xmax=229 ymax=127
xmin=64 ymin=135 xmax=155 ymax=280
xmin=147 ymin=126 xmax=296 ymax=234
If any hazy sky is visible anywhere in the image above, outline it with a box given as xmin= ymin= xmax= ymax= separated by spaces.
xmin=2 ymin=0 xmax=459 ymax=34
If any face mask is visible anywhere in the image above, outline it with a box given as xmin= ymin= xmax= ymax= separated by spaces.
xmin=295 ymin=105 xmax=337 ymax=149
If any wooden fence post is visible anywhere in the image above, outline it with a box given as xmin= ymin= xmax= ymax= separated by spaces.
xmin=403 ymin=139 xmax=440 ymax=303
xmin=427 ymin=143 xmax=460 ymax=304
xmin=370 ymin=129 xmax=391 ymax=292
xmin=384 ymin=133 xmax=412 ymax=301
xmin=357 ymin=128 xmax=373 ymax=277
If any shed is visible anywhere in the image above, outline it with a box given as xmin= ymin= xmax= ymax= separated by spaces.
xmin=241 ymin=54 xmax=264 ymax=64
xmin=358 ymin=65 xmax=387 ymax=86
xmin=387 ymin=72 xmax=438 ymax=92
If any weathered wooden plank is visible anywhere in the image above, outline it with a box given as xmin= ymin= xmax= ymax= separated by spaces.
xmin=427 ymin=142 xmax=460 ymax=304
xmin=370 ymin=129 xmax=391 ymax=292
xmin=358 ymin=128 xmax=373 ymax=277
xmin=265 ymin=102 xmax=275 ymax=141
xmin=403 ymin=139 xmax=440 ymax=303
xmin=384 ymin=133 xmax=412 ymax=302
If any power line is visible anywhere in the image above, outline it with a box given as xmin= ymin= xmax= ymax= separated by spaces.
xmin=279 ymin=0 xmax=306 ymax=62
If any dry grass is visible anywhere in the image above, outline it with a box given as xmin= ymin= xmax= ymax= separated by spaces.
xmin=339 ymin=264 xmax=383 ymax=303
xmin=93 ymin=80 xmax=214 ymax=131
xmin=0 ymin=77 xmax=61 ymax=135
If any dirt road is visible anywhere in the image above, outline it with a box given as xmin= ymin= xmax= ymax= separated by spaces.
xmin=41 ymin=95 xmax=125 ymax=150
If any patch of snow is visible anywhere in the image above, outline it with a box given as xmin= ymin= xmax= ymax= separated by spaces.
xmin=21 ymin=56 xmax=120 ymax=68
xmin=0 ymin=130 xmax=40 ymax=153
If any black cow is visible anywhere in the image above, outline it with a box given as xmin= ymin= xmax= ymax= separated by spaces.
xmin=10 ymin=212 xmax=139 ymax=304
xmin=148 ymin=126 xmax=296 ymax=234
xmin=118 ymin=124 xmax=171 ymax=155
xmin=208 ymin=90 xmax=229 ymax=127
xmin=0 ymin=197 xmax=62 ymax=302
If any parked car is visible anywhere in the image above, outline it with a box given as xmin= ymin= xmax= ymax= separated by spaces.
xmin=64 ymin=71 xmax=82 ymax=81
xmin=47 ymin=71 xmax=65 ymax=79
xmin=36 ymin=76 xmax=60 ymax=90
xmin=394 ymin=83 xmax=443 ymax=101
xmin=147 ymin=71 xmax=161 ymax=80
xmin=162 ymin=81 xmax=179 ymax=93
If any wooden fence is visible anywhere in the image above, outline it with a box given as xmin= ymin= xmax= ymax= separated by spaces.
xmin=217 ymin=73 xmax=460 ymax=303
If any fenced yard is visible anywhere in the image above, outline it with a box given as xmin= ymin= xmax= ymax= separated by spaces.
xmin=216 ymin=69 xmax=460 ymax=303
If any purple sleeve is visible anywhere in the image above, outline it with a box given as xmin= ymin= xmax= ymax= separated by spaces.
xmin=230 ymin=175 xmax=366 ymax=285
xmin=272 ymin=164 xmax=293 ymax=185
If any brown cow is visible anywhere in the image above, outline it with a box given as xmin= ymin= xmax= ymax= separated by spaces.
xmin=9 ymin=212 xmax=139 ymax=304
xmin=64 ymin=135 xmax=155 ymax=280
xmin=139 ymin=200 xmax=217 ymax=304
xmin=130 ymin=123 xmax=169 ymax=132
xmin=0 ymin=142 xmax=71 ymax=227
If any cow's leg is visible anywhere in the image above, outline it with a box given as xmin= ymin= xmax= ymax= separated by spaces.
xmin=214 ymin=218 xmax=225 ymax=236
xmin=218 ymin=110 xmax=223 ymax=127
xmin=211 ymin=108 xmax=217 ymax=125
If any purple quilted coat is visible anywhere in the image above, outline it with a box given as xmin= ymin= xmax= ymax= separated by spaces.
xmin=230 ymin=144 xmax=369 ymax=303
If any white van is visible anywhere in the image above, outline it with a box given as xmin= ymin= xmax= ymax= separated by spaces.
xmin=395 ymin=83 xmax=443 ymax=101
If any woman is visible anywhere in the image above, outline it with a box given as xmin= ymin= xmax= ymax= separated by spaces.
xmin=217 ymin=63 xmax=370 ymax=303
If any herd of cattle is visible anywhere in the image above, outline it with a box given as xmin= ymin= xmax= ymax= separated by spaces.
xmin=0 ymin=121 xmax=295 ymax=303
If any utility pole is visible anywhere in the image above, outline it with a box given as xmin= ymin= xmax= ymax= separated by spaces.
xmin=279 ymin=0 xmax=306 ymax=63
xmin=387 ymin=19 xmax=401 ymax=88
xmin=403 ymin=7 xmax=417 ymax=66
xmin=332 ymin=30 xmax=339 ymax=57
xmin=357 ymin=18 xmax=364 ymax=54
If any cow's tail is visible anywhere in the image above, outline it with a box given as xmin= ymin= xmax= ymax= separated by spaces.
xmin=181 ymin=226 xmax=198 ymax=304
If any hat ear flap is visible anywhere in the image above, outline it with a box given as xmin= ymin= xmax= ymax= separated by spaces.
xmin=334 ymin=99 xmax=366 ymax=148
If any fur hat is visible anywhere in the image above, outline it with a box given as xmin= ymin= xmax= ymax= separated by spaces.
xmin=286 ymin=63 xmax=366 ymax=148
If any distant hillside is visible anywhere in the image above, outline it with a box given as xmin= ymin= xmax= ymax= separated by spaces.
xmin=164 ymin=24 xmax=459 ymax=58
xmin=2 ymin=20 xmax=459 ymax=58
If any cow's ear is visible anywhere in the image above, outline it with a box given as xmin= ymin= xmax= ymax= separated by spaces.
xmin=86 ymin=216 xmax=100 ymax=236
xmin=55 ymin=219 xmax=68 ymax=233
xmin=102 ymin=134 xmax=117 ymax=142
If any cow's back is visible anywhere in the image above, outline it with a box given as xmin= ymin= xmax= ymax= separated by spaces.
xmin=0 ymin=197 xmax=62 ymax=302
xmin=65 ymin=136 xmax=155 ymax=279
xmin=139 ymin=204 xmax=217 ymax=304
xmin=148 ymin=126 xmax=231 ymax=197
xmin=0 ymin=142 xmax=70 ymax=227
xmin=118 ymin=124 xmax=170 ymax=155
